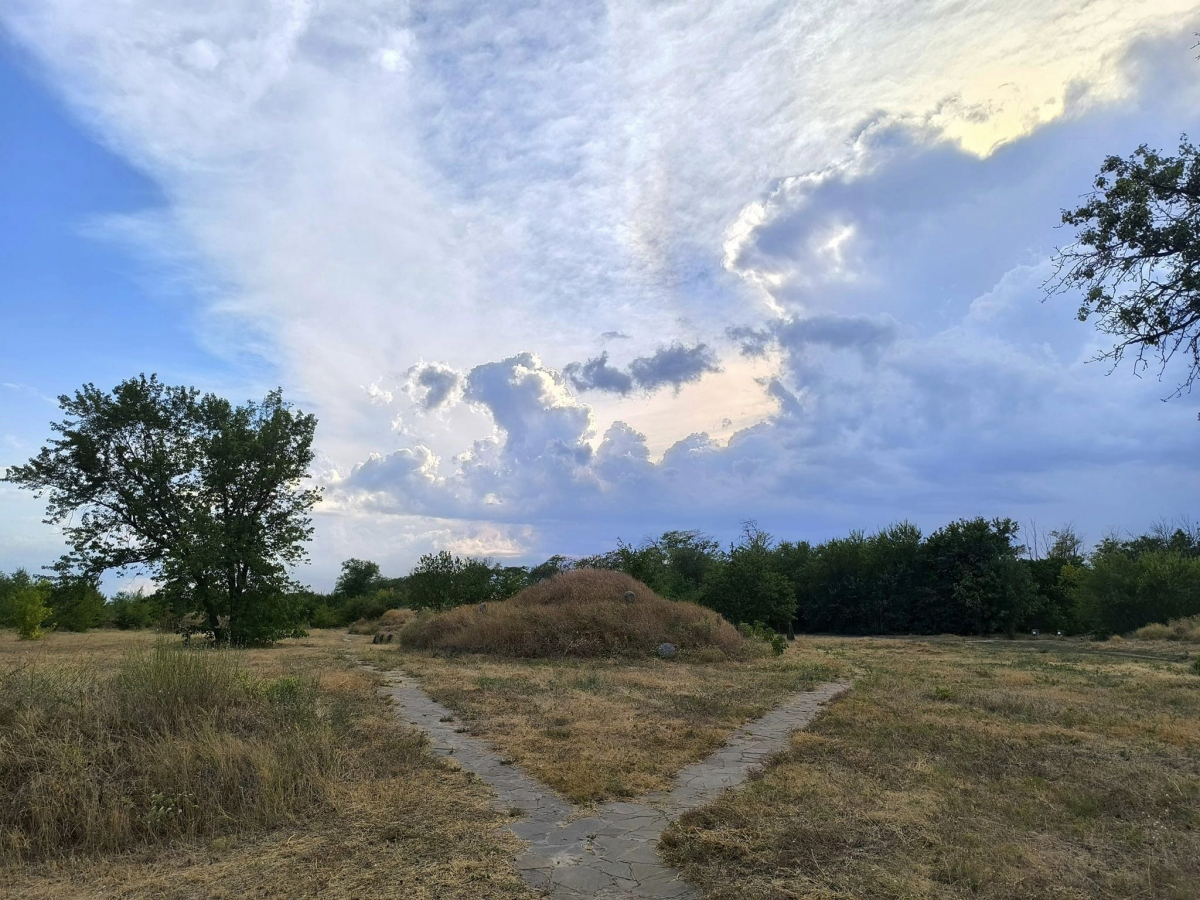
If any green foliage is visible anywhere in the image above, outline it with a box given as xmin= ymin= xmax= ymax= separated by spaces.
xmin=2 ymin=376 xmax=321 ymax=645
xmin=407 ymin=551 xmax=525 ymax=612
xmin=47 ymin=574 xmax=106 ymax=632
xmin=333 ymin=558 xmax=381 ymax=598
xmin=700 ymin=525 xmax=794 ymax=629
xmin=800 ymin=523 xmax=927 ymax=634
xmin=1052 ymin=139 xmax=1200 ymax=392
xmin=12 ymin=581 xmax=52 ymax=640
xmin=922 ymin=518 xmax=1035 ymax=637
xmin=107 ymin=589 xmax=166 ymax=630
xmin=1071 ymin=548 xmax=1200 ymax=636
xmin=1191 ymin=658 xmax=1200 ymax=677
xmin=611 ymin=531 xmax=720 ymax=602
xmin=0 ymin=568 xmax=35 ymax=627
xmin=770 ymin=634 xmax=787 ymax=656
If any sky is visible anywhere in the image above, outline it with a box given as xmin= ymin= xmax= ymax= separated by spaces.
xmin=1 ymin=1 xmax=1198 ymax=591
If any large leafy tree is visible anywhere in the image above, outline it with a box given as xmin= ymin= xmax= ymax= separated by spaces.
xmin=4 ymin=375 xmax=321 ymax=644
xmin=1051 ymin=139 xmax=1200 ymax=395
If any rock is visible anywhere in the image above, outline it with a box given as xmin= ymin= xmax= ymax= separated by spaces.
xmin=657 ymin=642 xmax=676 ymax=659
xmin=624 ymin=591 xmax=635 ymax=603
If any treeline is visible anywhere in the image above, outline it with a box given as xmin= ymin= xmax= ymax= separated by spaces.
xmin=5 ymin=516 xmax=1198 ymax=639
xmin=307 ymin=516 xmax=1200 ymax=638
xmin=0 ymin=569 xmax=166 ymax=636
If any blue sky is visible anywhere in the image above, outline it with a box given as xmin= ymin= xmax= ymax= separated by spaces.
xmin=1 ymin=2 xmax=1198 ymax=591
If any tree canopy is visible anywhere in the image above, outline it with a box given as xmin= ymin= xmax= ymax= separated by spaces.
xmin=1052 ymin=139 xmax=1200 ymax=395
xmin=3 ymin=375 xmax=320 ymax=644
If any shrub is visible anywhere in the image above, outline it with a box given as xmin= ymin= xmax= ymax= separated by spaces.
xmin=12 ymin=582 xmax=52 ymax=640
xmin=309 ymin=603 xmax=341 ymax=629
xmin=398 ymin=569 xmax=744 ymax=658
xmin=0 ymin=644 xmax=336 ymax=860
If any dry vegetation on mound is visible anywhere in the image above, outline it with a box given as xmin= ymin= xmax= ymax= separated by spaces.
xmin=1133 ymin=614 xmax=1200 ymax=641
xmin=399 ymin=569 xmax=743 ymax=658
xmin=0 ymin=630 xmax=534 ymax=900
xmin=661 ymin=638 xmax=1200 ymax=900
xmin=377 ymin=644 xmax=846 ymax=803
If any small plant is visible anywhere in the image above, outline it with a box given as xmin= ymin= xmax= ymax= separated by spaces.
xmin=770 ymin=634 xmax=787 ymax=656
xmin=1190 ymin=657 xmax=1200 ymax=676
xmin=144 ymin=791 xmax=198 ymax=833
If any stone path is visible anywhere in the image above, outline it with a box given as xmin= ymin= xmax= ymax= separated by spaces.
xmin=380 ymin=672 xmax=848 ymax=899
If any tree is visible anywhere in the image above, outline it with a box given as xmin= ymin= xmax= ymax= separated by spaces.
xmin=334 ymin=558 xmax=382 ymax=598
xmin=47 ymin=571 xmax=106 ymax=632
xmin=699 ymin=524 xmax=794 ymax=629
xmin=3 ymin=375 xmax=320 ymax=645
xmin=923 ymin=517 xmax=1035 ymax=636
xmin=1051 ymin=140 xmax=1200 ymax=396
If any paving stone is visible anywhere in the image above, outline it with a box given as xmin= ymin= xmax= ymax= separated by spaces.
xmin=378 ymin=667 xmax=847 ymax=898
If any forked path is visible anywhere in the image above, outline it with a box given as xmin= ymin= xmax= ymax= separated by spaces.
xmin=380 ymin=672 xmax=848 ymax=899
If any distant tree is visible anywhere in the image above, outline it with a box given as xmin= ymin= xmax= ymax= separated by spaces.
xmin=47 ymin=570 xmax=106 ymax=632
xmin=1050 ymin=139 xmax=1200 ymax=397
xmin=3 ymin=375 xmax=320 ymax=645
xmin=700 ymin=523 xmax=794 ymax=629
xmin=334 ymin=558 xmax=382 ymax=598
xmin=923 ymin=517 xmax=1035 ymax=636
xmin=107 ymin=588 xmax=165 ymax=630
xmin=407 ymin=551 xmax=508 ymax=612
xmin=1072 ymin=547 xmax=1200 ymax=636
xmin=528 ymin=555 xmax=573 ymax=583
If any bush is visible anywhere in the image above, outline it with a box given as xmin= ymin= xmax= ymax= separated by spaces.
xmin=12 ymin=582 xmax=52 ymax=640
xmin=398 ymin=569 xmax=744 ymax=658
xmin=0 ymin=644 xmax=336 ymax=860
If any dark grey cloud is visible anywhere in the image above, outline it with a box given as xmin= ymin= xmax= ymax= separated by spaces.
xmin=727 ymin=325 xmax=773 ymax=357
xmin=777 ymin=314 xmax=897 ymax=359
xmin=629 ymin=342 xmax=721 ymax=391
xmin=408 ymin=362 xmax=461 ymax=410
xmin=563 ymin=352 xmax=634 ymax=394
xmin=601 ymin=331 xmax=630 ymax=341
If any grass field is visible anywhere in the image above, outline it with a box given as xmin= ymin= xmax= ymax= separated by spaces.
xmin=662 ymin=637 xmax=1200 ymax=900
xmin=3 ymin=629 xmax=1197 ymax=899
xmin=374 ymin=646 xmax=846 ymax=802
xmin=0 ymin=629 xmax=534 ymax=900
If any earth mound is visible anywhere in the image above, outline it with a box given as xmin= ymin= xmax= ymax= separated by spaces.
xmin=398 ymin=569 xmax=744 ymax=658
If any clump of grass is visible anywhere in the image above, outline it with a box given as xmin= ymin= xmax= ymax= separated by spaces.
xmin=1133 ymin=614 xmax=1200 ymax=641
xmin=0 ymin=643 xmax=337 ymax=861
xmin=398 ymin=570 xmax=744 ymax=658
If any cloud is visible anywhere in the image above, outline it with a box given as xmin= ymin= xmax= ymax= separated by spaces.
xmin=406 ymin=362 xmax=462 ymax=411
xmin=563 ymin=352 xmax=634 ymax=395
xmin=629 ymin=342 xmax=721 ymax=392
xmin=4 ymin=2 xmax=1199 ymax=582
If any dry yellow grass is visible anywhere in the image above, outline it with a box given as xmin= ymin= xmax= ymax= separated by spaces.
xmin=399 ymin=569 xmax=745 ymax=658
xmin=660 ymin=637 xmax=1200 ymax=900
xmin=375 ymin=643 xmax=846 ymax=803
xmin=1133 ymin=614 xmax=1200 ymax=642
xmin=0 ymin=628 xmax=535 ymax=900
